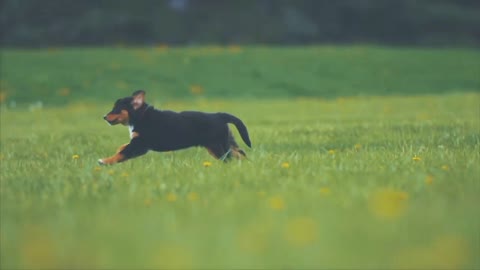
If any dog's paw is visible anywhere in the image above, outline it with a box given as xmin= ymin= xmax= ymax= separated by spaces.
xmin=98 ymin=159 xmax=106 ymax=165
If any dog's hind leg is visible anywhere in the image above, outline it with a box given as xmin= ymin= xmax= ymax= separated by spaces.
xmin=205 ymin=144 xmax=228 ymax=160
xmin=205 ymin=128 xmax=246 ymax=161
xmin=228 ymin=129 xmax=247 ymax=159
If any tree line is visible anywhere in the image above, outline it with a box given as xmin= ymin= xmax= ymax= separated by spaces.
xmin=1 ymin=0 xmax=479 ymax=47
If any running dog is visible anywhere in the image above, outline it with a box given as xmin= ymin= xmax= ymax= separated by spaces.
xmin=98 ymin=90 xmax=251 ymax=165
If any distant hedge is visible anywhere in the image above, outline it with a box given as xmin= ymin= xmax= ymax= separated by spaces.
xmin=1 ymin=0 xmax=479 ymax=47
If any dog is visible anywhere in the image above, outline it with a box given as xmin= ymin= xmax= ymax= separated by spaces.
xmin=98 ymin=90 xmax=251 ymax=165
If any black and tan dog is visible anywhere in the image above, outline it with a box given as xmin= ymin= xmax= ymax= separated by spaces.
xmin=98 ymin=90 xmax=251 ymax=165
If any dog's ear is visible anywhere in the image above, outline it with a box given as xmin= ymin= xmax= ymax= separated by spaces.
xmin=131 ymin=90 xmax=145 ymax=110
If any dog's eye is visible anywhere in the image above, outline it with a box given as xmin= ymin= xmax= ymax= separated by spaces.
xmin=112 ymin=108 xmax=121 ymax=114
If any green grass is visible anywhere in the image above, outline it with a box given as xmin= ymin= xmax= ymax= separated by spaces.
xmin=1 ymin=46 xmax=479 ymax=105
xmin=1 ymin=46 xmax=480 ymax=269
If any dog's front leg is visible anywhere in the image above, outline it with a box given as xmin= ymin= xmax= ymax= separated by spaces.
xmin=98 ymin=139 xmax=148 ymax=165
xmin=98 ymin=144 xmax=129 ymax=165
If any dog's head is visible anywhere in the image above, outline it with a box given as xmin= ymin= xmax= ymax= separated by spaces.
xmin=103 ymin=90 xmax=146 ymax=125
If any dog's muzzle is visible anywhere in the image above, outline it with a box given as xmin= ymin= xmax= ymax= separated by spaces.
xmin=103 ymin=115 xmax=116 ymax=125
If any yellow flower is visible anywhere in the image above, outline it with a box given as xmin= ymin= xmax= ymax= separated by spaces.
xmin=144 ymin=198 xmax=153 ymax=207
xmin=107 ymin=170 xmax=115 ymax=176
xmin=121 ymin=172 xmax=129 ymax=177
xmin=281 ymin=162 xmax=290 ymax=169
xmin=110 ymin=63 xmax=120 ymax=70
xmin=283 ymin=217 xmax=318 ymax=247
xmin=190 ymin=84 xmax=204 ymax=95
xmin=93 ymin=166 xmax=102 ymax=172
xmin=354 ymin=144 xmax=362 ymax=150
xmin=413 ymin=155 xmax=421 ymax=161
xmin=187 ymin=192 xmax=199 ymax=202
xmin=425 ymin=175 xmax=434 ymax=185
xmin=393 ymin=235 xmax=469 ymax=269
xmin=151 ymin=245 xmax=193 ymax=269
xmin=115 ymin=81 xmax=128 ymax=90
xmin=155 ymin=44 xmax=169 ymax=52
xmin=237 ymin=222 xmax=269 ymax=253
xmin=72 ymin=154 xmax=80 ymax=160
xmin=268 ymin=196 xmax=285 ymax=210
xmin=228 ymin=45 xmax=243 ymax=53
xmin=369 ymin=189 xmax=409 ymax=220
xmin=441 ymin=165 xmax=450 ymax=171
xmin=166 ymin=193 xmax=177 ymax=202
xmin=0 ymin=91 xmax=7 ymax=103
xmin=58 ymin=87 xmax=70 ymax=96
xmin=21 ymin=226 xmax=57 ymax=269
xmin=328 ymin=149 xmax=336 ymax=155
xmin=319 ymin=187 xmax=331 ymax=196
xmin=203 ymin=161 xmax=212 ymax=167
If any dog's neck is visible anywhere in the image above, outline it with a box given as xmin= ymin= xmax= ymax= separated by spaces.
xmin=129 ymin=103 xmax=152 ymax=126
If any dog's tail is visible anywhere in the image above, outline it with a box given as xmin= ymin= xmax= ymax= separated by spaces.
xmin=219 ymin=113 xmax=252 ymax=148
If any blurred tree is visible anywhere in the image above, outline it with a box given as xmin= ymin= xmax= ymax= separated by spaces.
xmin=0 ymin=0 xmax=479 ymax=47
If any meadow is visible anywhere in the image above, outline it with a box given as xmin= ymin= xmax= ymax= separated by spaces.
xmin=0 ymin=46 xmax=479 ymax=269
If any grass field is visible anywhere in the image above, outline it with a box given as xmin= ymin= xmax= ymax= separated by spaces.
xmin=1 ymin=46 xmax=480 ymax=269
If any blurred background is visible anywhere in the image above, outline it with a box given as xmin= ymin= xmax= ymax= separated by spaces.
xmin=2 ymin=0 xmax=480 ymax=47
xmin=1 ymin=2 xmax=480 ymax=269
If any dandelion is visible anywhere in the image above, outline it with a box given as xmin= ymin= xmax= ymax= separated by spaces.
xmin=228 ymin=45 xmax=242 ymax=53
xmin=319 ymin=187 xmax=331 ymax=196
xmin=354 ymin=144 xmax=362 ymax=150
xmin=58 ymin=87 xmax=71 ymax=96
xmin=281 ymin=162 xmax=290 ymax=169
xmin=393 ymin=235 xmax=469 ymax=269
xmin=72 ymin=154 xmax=80 ymax=160
xmin=115 ymin=81 xmax=128 ymax=90
xmin=108 ymin=170 xmax=115 ymax=176
xmin=203 ymin=161 xmax=212 ymax=167
xmin=369 ymin=188 xmax=409 ymax=220
xmin=0 ymin=91 xmax=7 ymax=103
xmin=257 ymin=191 xmax=266 ymax=197
xmin=110 ymin=63 xmax=120 ymax=70
xmin=283 ymin=217 xmax=318 ymax=247
xmin=187 ymin=192 xmax=199 ymax=202
xmin=441 ymin=165 xmax=450 ymax=171
xmin=144 ymin=198 xmax=153 ymax=207
xmin=151 ymin=245 xmax=193 ymax=269
xmin=268 ymin=195 xmax=285 ymax=210
xmin=412 ymin=155 xmax=421 ymax=161
xmin=328 ymin=149 xmax=336 ymax=155
xmin=237 ymin=222 xmax=269 ymax=253
xmin=166 ymin=193 xmax=177 ymax=202
xmin=155 ymin=44 xmax=169 ymax=52
xmin=190 ymin=85 xmax=204 ymax=95
xmin=121 ymin=172 xmax=129 ymax=177
xmin=425 ymin=175 xmax=434 ymax=185
xmin=93 ymin=166 xmax=102 ymax=172
xmin=21 ymin=226 xmax=57 ymax=269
